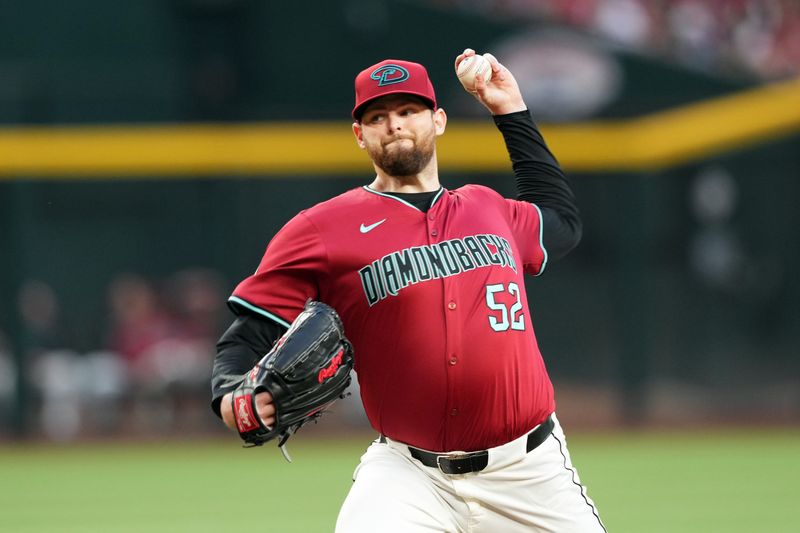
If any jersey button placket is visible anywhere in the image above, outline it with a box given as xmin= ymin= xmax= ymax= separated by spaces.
xmin=428 ymin=197 xmax=461 ymax=439
xmin=428 ymin=212 xmax=437 ymax=238
xmin=446 ymin=296 xmax=458 ymax=424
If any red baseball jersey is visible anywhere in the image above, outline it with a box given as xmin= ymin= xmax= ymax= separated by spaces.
xmin=231 ymin=184 xmax=554 ymax=452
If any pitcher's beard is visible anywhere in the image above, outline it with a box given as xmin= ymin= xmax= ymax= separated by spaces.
xmin=369 ymin=137 xmax=435 ymax=177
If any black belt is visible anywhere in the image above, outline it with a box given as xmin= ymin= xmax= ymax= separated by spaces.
xmin=387 ymin=414 xmax=554 ymax=475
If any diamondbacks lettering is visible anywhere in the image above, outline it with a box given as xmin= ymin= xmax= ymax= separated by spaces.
xmin=358 ymin=234 xmax=517 ymax=306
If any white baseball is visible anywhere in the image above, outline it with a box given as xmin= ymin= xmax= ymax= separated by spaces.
xmin=457 ymin=54 xmax=492 ymax=92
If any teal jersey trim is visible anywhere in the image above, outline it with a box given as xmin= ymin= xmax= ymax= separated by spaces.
xmin=530 ymin=203 xmax=549 ymax=276
xmin=228 ymin=296 xmax=292 ymax=328
xmin=428 ymin=187 xmax=445 ymax=209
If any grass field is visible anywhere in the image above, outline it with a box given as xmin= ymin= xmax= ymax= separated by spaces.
xmin=1 ymin=428 xmax=797 ymax=532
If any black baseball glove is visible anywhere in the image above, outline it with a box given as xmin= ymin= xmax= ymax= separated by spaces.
xmin=230 ymin=300 xmax=353 ymax=459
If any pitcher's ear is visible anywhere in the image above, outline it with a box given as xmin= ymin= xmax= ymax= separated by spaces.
xmin=353 ymin=122 xmax=366 ymax=149
xmin=434 ymin=108 xmax=447 ymax=136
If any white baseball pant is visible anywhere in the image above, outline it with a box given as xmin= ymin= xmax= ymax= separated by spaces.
xmin=336 ymin=414 xmax=606 ymax=533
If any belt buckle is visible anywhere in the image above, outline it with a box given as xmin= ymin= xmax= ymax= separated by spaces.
xmin=436 ymin=452 xmax=464 ymax=474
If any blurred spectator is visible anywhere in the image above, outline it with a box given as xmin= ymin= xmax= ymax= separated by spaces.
xmin=18 ymin=279 xmax=71 ymax=354
xmin=731 ymin=0 xmax=800 ymax=78
xmin=424 ymin=0 xmax=800 ymax=80
xmin=17 ymin=280 xmax=80 ymax=440
xmin=667 ymin=0 xmax=720 ymax=68
xmin=18 ymin=279 xmax=127 ymax=440
xmin=106 ymin=269 xmax=220 ymax=390
xmin=167 ymin=268 xmax=227 ymax=342
xmin=106 ymin=273 xmax=173 ymax=380
xmin=130 ymin=269 xmax=221 ymax=395
xmin=14 ymin=270 xmax=225 ymax=440
xmin=592 ymin=0 xmax=654 ymax=47
xmin=105 ymin=270 xmax=220 ymax=430
xmin=32 ymin=347 xmax=127 ymax=441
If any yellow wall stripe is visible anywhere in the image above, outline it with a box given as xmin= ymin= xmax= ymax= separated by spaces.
xmin=0 ymin=77 xmax=798 ymax=178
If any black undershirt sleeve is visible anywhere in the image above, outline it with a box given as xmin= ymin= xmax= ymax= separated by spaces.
xmin=210 ymin=313 xmax=286 ymax=418
xmin=493 ymin=110 xmax=582 ymax=260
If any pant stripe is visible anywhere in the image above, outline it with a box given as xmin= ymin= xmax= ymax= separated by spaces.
xmin=552 ymin=432 xmax=607 ymax=532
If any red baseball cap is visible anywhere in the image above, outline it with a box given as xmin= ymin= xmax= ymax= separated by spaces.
xmin=352 ymin=59 xmax=437 ymax=120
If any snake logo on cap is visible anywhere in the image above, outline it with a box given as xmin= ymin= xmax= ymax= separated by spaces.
xmin=370 ymin=64 xmax=410 ymax=86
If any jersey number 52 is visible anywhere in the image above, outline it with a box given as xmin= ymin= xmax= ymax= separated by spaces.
xmin=485 ymin=283 xmax=525 ymax=332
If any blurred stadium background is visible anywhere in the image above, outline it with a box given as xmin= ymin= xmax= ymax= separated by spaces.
xmin=1 ymin=0 xmax=798 ymax=531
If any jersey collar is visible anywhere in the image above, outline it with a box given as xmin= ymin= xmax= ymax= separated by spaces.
xmin=362 ymin=185 xmax=445 ymax=212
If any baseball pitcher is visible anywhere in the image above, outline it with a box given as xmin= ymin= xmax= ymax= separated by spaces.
xmin=211 ymin=48 xmax=606 ymax=532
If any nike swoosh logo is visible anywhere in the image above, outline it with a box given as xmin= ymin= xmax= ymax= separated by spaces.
xmin=360 ymin=219 xmax=387 ymax=234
